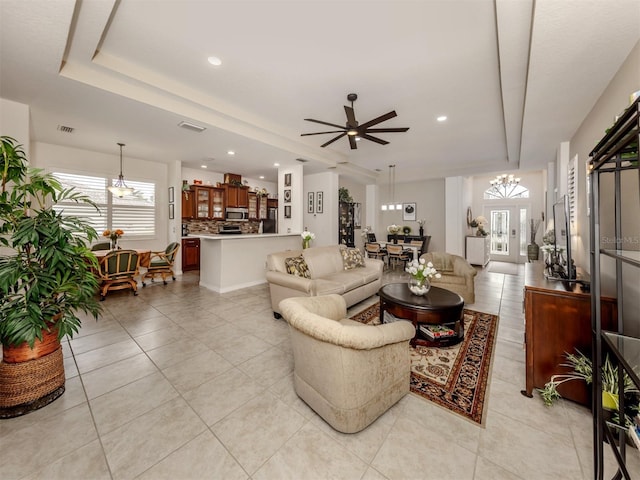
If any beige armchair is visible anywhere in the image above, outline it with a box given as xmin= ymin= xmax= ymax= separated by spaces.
xmin=279 ymin=294 xmax=415 ymax=433
xmin=419 ymin=252 xmax=477 ymax=304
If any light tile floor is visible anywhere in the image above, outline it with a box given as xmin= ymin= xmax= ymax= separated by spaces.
xmin=1 ymin=262 xmax=638 ymax=479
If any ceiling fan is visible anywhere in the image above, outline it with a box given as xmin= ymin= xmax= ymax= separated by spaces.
xmin=301 ymin=93 xmax=409 ymax=149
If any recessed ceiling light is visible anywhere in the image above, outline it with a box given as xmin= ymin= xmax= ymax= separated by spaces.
xmin=178 ymin=121 xmax=206 ymax=132
xmin=274 ymin=163 xmax=280 ymax=167
xmin=207 ymin=56 xmax=222 ymax=66
xmin=259 ymin=175 xmax=264 ymax=179
xmin=201 ymin=165 xmax=207 ymax=169
xmin=437 ymin=115 xmax=447 ymax=122
xmin=227 ymin=150 xmax=235 ymax=155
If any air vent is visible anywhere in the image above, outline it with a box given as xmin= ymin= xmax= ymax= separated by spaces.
xmin=57 ymin=125 xmax=74 ymax=133
xmin=178 ymin=121 xmax=206 ymax=133
xmin=296 ymin=158 xmax=309 ymax=163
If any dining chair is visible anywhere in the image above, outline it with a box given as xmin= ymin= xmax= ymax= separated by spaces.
xmin=386 ymin=244 xmax=410 ymax=270
xmin=365 ymin=242 xmax=387 ymax=265
xmin=98 ymin=249 xmax=140 ymax=300
xmin=142 ymin=242 xmax=180 ymax=286
xmin=91 ymin=241 xmax=112 ymax=251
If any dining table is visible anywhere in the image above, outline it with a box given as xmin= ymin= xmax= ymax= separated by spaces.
xmin=377 ymin=242 xmax=420 ymax=262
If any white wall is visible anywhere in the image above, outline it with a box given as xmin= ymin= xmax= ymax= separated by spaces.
xmin=376 ymin=178 xmax=446 ymax=253
xmin=445 ymin=176 xmax=467 ymax=257
xmin=1 ymin=98 xmax=30 ymax=158
xmin=304 ymin=171 xmax=339 ymax=247
xmin=31 ymin=142 xmax=170 ymax=252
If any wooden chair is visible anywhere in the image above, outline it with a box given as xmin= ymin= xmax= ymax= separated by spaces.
xmin=365 ymin=242 xmax=387 ymax=265
xmin=386 ymin=244 xmax=410 ymax=270
xmin=142 ymin=242 xmax=180 ymax=286
xmin=98 ymin=249 xmax=140 ymax=300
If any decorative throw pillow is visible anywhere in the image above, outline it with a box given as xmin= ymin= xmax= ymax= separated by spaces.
xmin=340 ymin=247 xmax=365 ymax=270
xmin=284 ymin=255 xmax=311 ymax=278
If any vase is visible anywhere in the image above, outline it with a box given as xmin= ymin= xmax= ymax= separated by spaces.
xmin=527 ymin=243 xmax=539 ymax=262
xmin=419 ymin=226 xmax=424 ymax=237
xmin=393 ymin=234 xmax=398 ymax=244
xmin=408 ymin=277 xmax=430 ymax=296
xmin=111 ymin=239 xmax=118 ymax=250
xmin=302 ymin=239 xmax=310 ymax=249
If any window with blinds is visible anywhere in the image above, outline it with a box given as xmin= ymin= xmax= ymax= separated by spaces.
xmin=52 ymin=172 xmax=156 ymax=238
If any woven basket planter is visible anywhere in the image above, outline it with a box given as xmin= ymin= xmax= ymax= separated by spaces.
xmin=0 ymin=329 xmax=65 ymax=419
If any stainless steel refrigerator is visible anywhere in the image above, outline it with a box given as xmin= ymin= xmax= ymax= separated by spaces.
xmin=263 ymin=207 xmax=277 ymax=233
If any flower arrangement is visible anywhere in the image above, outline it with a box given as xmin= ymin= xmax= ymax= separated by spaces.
xmin=387 ymin=224 xmax=401 ymax=235
xmin=103 ymin=229 xmax=124 ymax=248
xmin=470 ymin=215 xmax=488 ymax=236
xmin=417 ymin=219 xmax=426 ymax=227
xmin=301 ymin=230 xmax=315 ymax=249
xmin=405 ymin=258 xmax=441 ymax=295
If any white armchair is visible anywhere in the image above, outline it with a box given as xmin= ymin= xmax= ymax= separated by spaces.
xmin=279 ymin=294 xmax=415 ymax=433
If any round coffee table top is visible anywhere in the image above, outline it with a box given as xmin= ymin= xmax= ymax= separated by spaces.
xmin=379 ymin=283 xmax=464 ymax=311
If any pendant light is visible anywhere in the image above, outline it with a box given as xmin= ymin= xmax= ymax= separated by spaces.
xmin=381 ymin=164 xmax=402 ymax=210
xmin=108 ymin=143 xmax=134 ymax=198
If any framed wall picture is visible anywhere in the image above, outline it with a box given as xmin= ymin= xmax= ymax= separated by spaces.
xmin=169 ymin=203 xmax=175 ymax=220
xmin=168 ymin=186 xmax=174 ymax=204
xmin=316 ymin=191 xmax=323 ymax=213
xmin=307 ymin=192 xmax=314 ymax=213
xmin=284 ymin=205 xmax=291 ymax=218
xmin=284 ymin=173 xmax=291 ymax=187
xmin=284 ymin=189 xmax=292 ymax=203
xmin=403 ymin=202 xmax=416 ymax=221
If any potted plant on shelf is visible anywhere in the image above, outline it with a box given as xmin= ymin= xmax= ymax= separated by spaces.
xmin=0 ymin=136 xmax=102 ymax=418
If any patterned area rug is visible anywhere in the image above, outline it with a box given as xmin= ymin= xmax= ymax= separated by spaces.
xmin=351 ymin=302 xmax=498 ymax=425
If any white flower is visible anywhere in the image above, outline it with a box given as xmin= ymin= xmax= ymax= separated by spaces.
xmin=387 ymin=224 xmax=401 ymax=234
xmin=301 ymin=231 xmax=315 ymax=240
xmin=405 ymin=259 xmax=441 ymax=281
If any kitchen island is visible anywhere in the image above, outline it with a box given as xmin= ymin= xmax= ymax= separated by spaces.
xmin=188 ymin=233 xmax=300 ymax=293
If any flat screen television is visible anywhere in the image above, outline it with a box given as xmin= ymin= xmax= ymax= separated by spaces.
xmin=547 ymin=194 xmax=577 ymax=280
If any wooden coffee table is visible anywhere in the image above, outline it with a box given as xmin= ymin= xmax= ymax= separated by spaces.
xmin=379 ymin=283 xmax=465 ymax=347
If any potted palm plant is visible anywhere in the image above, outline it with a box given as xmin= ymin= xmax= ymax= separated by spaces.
xmin=0 ymin=136 xmax=102 ymax=418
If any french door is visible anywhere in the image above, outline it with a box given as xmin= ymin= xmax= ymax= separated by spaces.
xmin=483 ymin=205 xmax=529 ymax=264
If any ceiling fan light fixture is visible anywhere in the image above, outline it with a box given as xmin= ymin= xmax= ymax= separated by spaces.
xmin=107 ymin=143 xmax=134 ymax=198
xmin=347 ymin=129 xmax=358 ymax=136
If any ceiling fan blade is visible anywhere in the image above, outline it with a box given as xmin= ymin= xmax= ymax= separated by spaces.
xmin=344 ymin=105 xmax=357 ymax=128
xmin=360 ymin=133 xmax=389 ymax=145
xmin=358 ymin=110 xmax=397 ymax=129
xmin=365 ymin=127 xmax=409 ymax=133
xmin=304 ymin=118 xmax=346 ymax=130
xmin=321 ymin=132 xmax=347 ymax=148
xmin=301 ymin=130 xmax=346 ymax=136
xmin=348 ymin=135 xmax=357 ymax=150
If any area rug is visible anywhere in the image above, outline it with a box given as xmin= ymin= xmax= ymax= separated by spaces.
xmin=350 ymin=301 xmax=498 ymax=425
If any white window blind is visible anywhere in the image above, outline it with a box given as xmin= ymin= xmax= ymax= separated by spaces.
xmin=52 ymin=172 xmax=156 ymax=237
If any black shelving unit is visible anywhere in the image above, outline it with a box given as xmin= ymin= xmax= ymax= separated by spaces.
xmin=338 ymin=202 xmax=355 ymax=247
xmin=590 ymin=97 xmax=639 ymax=480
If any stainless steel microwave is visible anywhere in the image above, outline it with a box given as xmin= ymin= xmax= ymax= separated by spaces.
xmin=225 ymin=207 xmax=249 ymax=221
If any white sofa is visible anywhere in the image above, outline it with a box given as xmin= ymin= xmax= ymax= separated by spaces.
xmin=266 ymin=245 xmax=384 ymax=318
xmin=279 ymin=294 xmax=415 ymax=433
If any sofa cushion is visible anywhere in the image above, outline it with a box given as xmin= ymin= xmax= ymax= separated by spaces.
xmin=322 ymin=271 xmax=365 ymax=293
xmin=314 ymin=278 xmax=346 ymax=296
xmin=340 ymin=247 xmax=365 ymax=270
xmin=303 ymin=245 xmax=344 ymax=278
xmin=285 ymin=255 xmax=311 ymax=278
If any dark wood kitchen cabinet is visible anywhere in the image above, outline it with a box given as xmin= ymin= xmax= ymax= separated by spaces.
xmin=224 ymin=185 xmax=249 ymax=208
xmin=522 ymin=262 xmax=616 ymax=406
xmin=181 ymin=189 xmax=194 ymax=219
xmin=181 ymin=238 xmax=200 ymax=271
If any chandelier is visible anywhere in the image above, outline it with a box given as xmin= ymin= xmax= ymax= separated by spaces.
xmin=487 ymin=174 xmax=522 ymax=199
xmin=380 ymin=164 xmax=402 ymax=211
xmin=108 ymin=143 xmax=134 ymax=198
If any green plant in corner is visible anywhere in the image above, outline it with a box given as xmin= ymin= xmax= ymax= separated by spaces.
xmin=0 ymin=136 xmax=103 ymax=416
xmin=539 ymin=350 xmax=639 ymax=415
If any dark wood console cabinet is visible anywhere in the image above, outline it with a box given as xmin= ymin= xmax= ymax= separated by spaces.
xmin=182 ymin=238 xmax=200 ymax=272
xmin=523 ymin=262 xmax=616 ymax=406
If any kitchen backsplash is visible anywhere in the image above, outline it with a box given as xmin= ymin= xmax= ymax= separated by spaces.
xmin=183 ymin=219 xmax=260 ymax=235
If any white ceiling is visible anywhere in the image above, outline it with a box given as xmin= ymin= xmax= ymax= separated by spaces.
xmin=1 ymin=0 xmax=639 ymax=184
